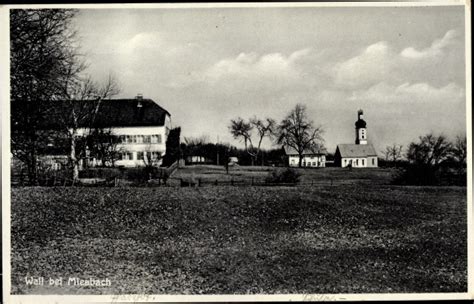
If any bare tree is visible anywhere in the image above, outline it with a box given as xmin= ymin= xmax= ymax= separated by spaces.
xmin=406 ymin=133 xmax=452 ymax=167
xmin=228 ymin=117 xmax=275 ymax=166
xmin=142 ymin=146 xmax=163 ymax=168
xmin=10 ymin=9 xmax=121 ymax=184
xmin=451 ymin=135 xmax=467 ymax=170
xmin=10 ymin=9 xmax=78 ymax=184
xmin=250 ymin=117 xmax=276 ymax=165
xmin=87 ymin=127 xmax=122 ymax=167
xmin=276 ymin=104 xmax=324 ymax=167
xmin=56 ymin=74 xmax=120 ymax=182
xmin=383 ymin=144 xmax=404 ymax=165
xmin=229 ymin=117 xmax=257 ymax=165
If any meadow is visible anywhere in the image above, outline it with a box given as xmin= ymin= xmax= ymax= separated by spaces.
xmin=10 ymin=167 xmax=467 ymax=294
xmin=171 ymin=165 xmax=394 ymax=186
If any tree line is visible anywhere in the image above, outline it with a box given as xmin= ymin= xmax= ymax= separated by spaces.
xmin=385 ymin=134 xmax=467 ymax=185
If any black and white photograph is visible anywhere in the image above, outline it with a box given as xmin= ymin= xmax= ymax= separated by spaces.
xmin=1 ymin=2 xmax=472 ymax=302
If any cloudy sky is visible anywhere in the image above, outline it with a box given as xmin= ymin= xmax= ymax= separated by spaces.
xmin=73 ymin=5 xmax=466 ymax=153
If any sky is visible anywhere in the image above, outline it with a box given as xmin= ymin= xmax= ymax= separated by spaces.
xmin=73 ymin=5 xmax=466 ymax=153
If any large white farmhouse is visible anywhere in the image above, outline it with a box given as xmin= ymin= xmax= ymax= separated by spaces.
xmin=334 ymin=110 xmax=378 ymax=168
xmin=284 ymin=146 xmax=326 ymax=168
xmin=40 ymin=95 xmax=171 ymax=169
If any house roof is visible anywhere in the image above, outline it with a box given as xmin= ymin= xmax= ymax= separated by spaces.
xmin=39 ymin=98 xmax=170 ymax=129
xmin=284 ymin=146 xmax=326 ymax=156
xmin=336 ymin=144 xmax=377 ymax=157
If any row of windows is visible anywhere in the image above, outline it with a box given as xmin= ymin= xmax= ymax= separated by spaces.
xmin=290 ymin=159 xmax=321 ymax=166
xmin=118 ymin=151 xmax=162 ymax=161
xmin=117 ymin=135 xmax=162 ymax=144
xmin=344 ymin=158 xmax=375 ymax=166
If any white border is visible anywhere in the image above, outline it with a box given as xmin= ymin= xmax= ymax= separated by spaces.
xmin=1 ymin=2 xmax=472 ymax=303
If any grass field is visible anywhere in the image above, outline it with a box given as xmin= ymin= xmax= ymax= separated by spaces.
xmin=10 ymin=167 xmax=467 ymax=294
xmin=171 ymin=165 xmax=395 ymax=186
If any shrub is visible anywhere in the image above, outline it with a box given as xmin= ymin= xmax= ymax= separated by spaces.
xmin=266 ymin=168 xmax=301 ymax=184
xmin=391 ymin=164 xmax=466 ymax=186
xmin=392 ymin=164 xmax=438 ymax=185
xmin=125 ymin=167 xmax=150 ymax=182
xmin=79 ymin=168 xmax=121 ymax=180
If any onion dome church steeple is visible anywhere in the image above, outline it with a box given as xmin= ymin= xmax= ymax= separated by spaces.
xmin=355 ymin=109 xmax=368 ymax=145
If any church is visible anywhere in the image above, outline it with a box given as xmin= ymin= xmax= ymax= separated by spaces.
xmin=334 ymin=110 xmax=378 ymax=168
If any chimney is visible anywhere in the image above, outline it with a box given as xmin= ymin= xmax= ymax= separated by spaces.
xmin=358 ymin=109 xmax=363 ymax=120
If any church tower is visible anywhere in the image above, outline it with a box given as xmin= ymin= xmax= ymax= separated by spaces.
xmin=355 ymin=109 xmax=367 ymax=145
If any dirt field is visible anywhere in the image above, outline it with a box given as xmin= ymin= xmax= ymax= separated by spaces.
xmin=10 ymin=166 xmax=467 ymax=295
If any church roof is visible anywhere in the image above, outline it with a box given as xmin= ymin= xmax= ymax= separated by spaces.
xmin=355 ymin=118 xmax=367 ymax=128
xmin=336 ymin=144 xmax=377 ymax=158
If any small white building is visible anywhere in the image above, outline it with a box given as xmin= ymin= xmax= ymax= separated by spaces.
xmin=334 ymin=109 xmax=378 ymax=168
xmin=284 ymin=146 xmax=326 ymax=168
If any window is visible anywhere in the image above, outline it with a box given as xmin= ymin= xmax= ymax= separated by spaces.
xmin=151 ymin=135 xmax=162 ymax=144
xmin=312 ymin=162 xmax=316 ymax=166
xmin=144 ymin=135 xmax=151 ymax=144
xmin=122 ymin=152 xmax=133 ymax=160
xmin=136 ymin=135 xmax=143 ymax=144
xmin=372 ymin=158 xmax=375 ymax=165
xmin=355 ymin=159 xmax=358 ymax=166
xmin=362 ymin=159 xmax=365 ymax=166
xmin=151 ymin=151 xmax=161 ymax=160
xmin=132 ymin=135 xmax=137 ymax=143
xmin=137 ymin=152 xmax=144 ymax=160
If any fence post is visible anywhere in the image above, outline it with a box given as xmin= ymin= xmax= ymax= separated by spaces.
xmin=251 ymin=177 xmax=254 ymax=186
xmin=215 ymin=179 xmax=218 ymax=186
xmin=198 ymin=178 xmax=201 ymax=187
xmin=231 ymin=177 xmax=234 ymax=186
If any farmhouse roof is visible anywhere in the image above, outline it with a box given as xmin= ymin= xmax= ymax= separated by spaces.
xmin=284 ymin=145 xmax=326 ymax=156
xmin=336 ymin=144 xmax=377 ymax=158
xmin=39 ymin=98 xmax=170 ymax=129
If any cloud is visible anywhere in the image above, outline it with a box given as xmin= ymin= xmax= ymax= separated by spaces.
xmin=332 ymin=41 xmax=396 ymax=89
xmin=332 ymin=29 xmax=462 ymax=89
xmin=204 ymin=49 xmax=312 ymax=85
xmin=349 ymin=81 xmax=465 ymax=104
xmin=400 ymin=29 xmax=459 ymax=59
xmin=121 ymin=31 xmax=203 ymax=58
xmin=125 ymin=32 xmax=165 ymax=51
